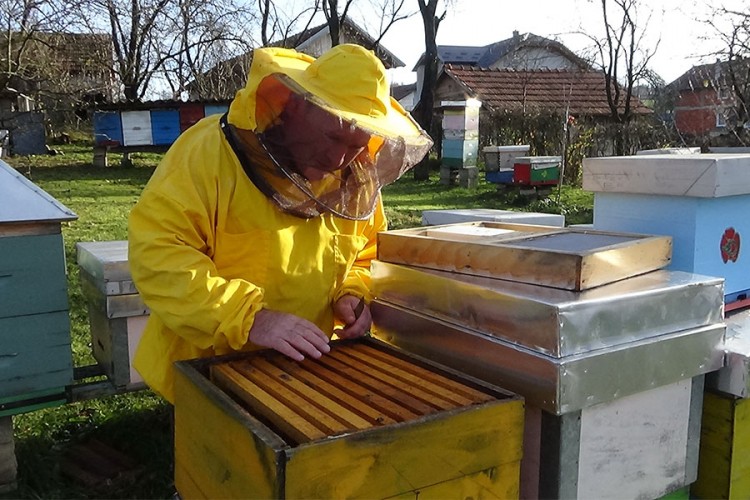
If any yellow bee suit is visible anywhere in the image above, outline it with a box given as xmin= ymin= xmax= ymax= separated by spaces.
xmin=128 ymin=113 xmax=386 ymax=403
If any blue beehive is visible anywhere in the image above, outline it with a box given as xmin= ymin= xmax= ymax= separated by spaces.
xmin=204 ymin=104 xmax=229 ymax=116
xmin=150 ymin=109 xmax=181 ymax=146
xmin=584 ymin=153 xmax=750 ymax=306
xmin=0 ymin=160 xmax=77 ymax=416
xmin=93 ymin=111 xmax=123 ymax=146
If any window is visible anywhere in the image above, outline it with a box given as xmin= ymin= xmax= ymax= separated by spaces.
xmin=716 ymin=109 xmax=727 ymax=128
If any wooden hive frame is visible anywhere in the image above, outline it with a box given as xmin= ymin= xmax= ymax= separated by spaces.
xmin=210 ymin=342 xmax=497 ymax=445
xmin=377 ymin=221 xmax=673 ymax=290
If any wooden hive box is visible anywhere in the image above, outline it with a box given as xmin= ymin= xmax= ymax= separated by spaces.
xmin=149 ymin=109 xmax=181 ymax=146
xmin=377 ymin=221 xmax=672 ymax=291
xmin=120 ymin=110 xmax=153 ymax=146
xmin=692 ymin=390 xmax=750 ymax=499
xmin=693 ymin=309 xmax=750 ymax=499
xmin=76 ymin=241 xmax=148 ymax=389
xmin=173 ymin=338 xmax=524 ymax=499
xmin=584 ymin=153 xmax=750 ymax=306
xmin=512 ymin=156 xmax=561 ymax=186
xmin=0 ymin=160 xmax=77 ymax=417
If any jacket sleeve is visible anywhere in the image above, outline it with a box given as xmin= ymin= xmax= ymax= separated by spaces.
xmin=128 ymin=140 xmax=264 ymax=354
xmin=333 ymin=195 xmax=387 ymax=304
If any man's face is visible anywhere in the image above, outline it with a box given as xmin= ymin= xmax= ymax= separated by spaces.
xmin=280 ymin=96 xmax=371 ymax=181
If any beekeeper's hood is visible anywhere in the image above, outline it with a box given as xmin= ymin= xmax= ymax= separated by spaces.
xmin=223 ymin=44 xmax=433 ymax=220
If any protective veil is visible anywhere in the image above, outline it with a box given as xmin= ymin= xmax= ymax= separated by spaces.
xmin=225 ymin=45 xmax=433 ymax=219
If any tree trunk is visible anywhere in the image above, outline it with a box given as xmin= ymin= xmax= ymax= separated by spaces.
xmin=414 ymin=0 xmax=441 ymax=181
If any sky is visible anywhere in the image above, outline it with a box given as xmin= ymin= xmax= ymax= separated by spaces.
xmin=372 ymin=0 xmax=732 ymax=86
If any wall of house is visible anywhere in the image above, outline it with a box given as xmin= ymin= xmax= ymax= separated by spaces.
xmin=493 ymin=47 xmax=576 ymax=70
xmin=434 ymin=79 xmax=471 ymax=104
xmin=673 ymin=88 xmax=722 ymax=136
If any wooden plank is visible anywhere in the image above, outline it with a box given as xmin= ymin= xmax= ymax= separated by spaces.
xmin=0 ymin=223 xmax=59 ymax=238
xmin=0 ymin=234 xmax=68 ymax=318
xmin=275 ymin=357 xmax=397 ymax=425
xmin=230 ymin=361 xmax=352 ymax=437
xmin=333 ymin=348 xmax=464 ymax=409
xmin=693 ymin=443 xmax=731 ymax=499
xmin=377 ymin=222 xmax=671 ymax=291
xmin=211 ymin=364 xmax=326 ymax=443
xmin=349 ymin=343 xmax=494 ymax=405
xmin=381 ymin=464 xmax=520 ymax=499
xmin=318 ymin=353 xmax=444 ymax=414
xmin=329 ymin=348 xmax=459 ymax=410
xmin=174 ymin=364 xmax=282 ymax=499
xmin=285 ymin=399 xmax=524 ymax=499
xmin=249 ymin=358 xmax=373 ymax=430
xmin=301 ymin=357 xmax=419 ymax=422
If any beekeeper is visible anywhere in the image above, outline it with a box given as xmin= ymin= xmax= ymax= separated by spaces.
xmin=128 ymin=44 xmax=432 ymax=403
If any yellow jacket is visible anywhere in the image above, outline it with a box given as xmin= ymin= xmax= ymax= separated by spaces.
xmin=128 ymin=114 xmax=386 ymax=403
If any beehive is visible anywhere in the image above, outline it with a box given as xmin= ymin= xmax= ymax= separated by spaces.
xmin=76 ymin=241 xmax=147 ymax=388
xmin=173 ymin=339 xmax=524 ymax=499
xmin=584 ymin=153 xmax=750 ymax=305
xmin=0 ymin=160 xmax=77 ymax=416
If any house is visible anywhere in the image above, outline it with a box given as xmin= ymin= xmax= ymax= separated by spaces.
xmin=435 ymin=65 xmax=652 ymax=118
xmin=413 ymin=31 xmax=591 ymax=106
xmin=189 ymin=18 xmax=404 ymax=100
xmin=391 ymin=82 xmax=417 ymax=111
xmin=668 ymin=58 xmax=750 ymax=138
xmin=0 ymin=32 xmax=115 ymax=113
xmin=434 ymin=65 xmax=652 ymax=159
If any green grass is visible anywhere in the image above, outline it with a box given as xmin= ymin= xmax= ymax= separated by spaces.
xmin=2 ymin=142 xmax=592 ymax=499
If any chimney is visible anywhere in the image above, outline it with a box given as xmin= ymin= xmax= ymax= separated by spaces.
xmin=513 ymin=30 xmax=520 ymax=41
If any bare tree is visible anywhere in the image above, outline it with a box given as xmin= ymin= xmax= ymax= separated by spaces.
xmin=0 ymin=0 xmax=92 ymax=105
xmin=158 ymin=0 xmax=258 ymax=100
xmin=703 ymin=5 xmax=749 ymax=137
xmin=412 ymin=0 xmax=445 ymax=180
xmin=583 ymin=0 xmax=658 ymax=154
xmin=353 ymin=0 xmax=413 ymax=49
xmin=322 ymin=0 xmax=354 ymax=46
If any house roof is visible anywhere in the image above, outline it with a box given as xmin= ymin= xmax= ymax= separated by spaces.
xmin=391 ymin=82 xmax=416 ymax=100
xmin=441 ymin=65 xmax=652 ymax=116
xmin=414 ymin=32 xmax=591 ymax=70
xmin=190 ymin=18 xmax=405 ymax=98
xmin=668 ymin=58 xmax=750 ymax=92
xmin=274 ymin=18 xmax=404 ymax=69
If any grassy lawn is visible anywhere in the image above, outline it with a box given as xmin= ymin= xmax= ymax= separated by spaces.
xmin=2 ymin=142 xmax=592 ymax=499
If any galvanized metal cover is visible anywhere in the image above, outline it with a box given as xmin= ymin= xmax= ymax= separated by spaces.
xmin=371 ymin=260 xmax=724 ymax=357
xmin=0 ymin=159 xmax=77 ymax=224
xmin=76 ymin=240 xmax=134 ymax=293
xmin=705 ymin=308 xmax=750 ymax=397
xmin=372 ymin=300 xmax=725 ymax=414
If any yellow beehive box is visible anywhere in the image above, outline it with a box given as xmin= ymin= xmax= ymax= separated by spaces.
xmin=173 ymin=338 xmax=524 ymax=499
xmin=692 ymin=390 xmax=750 ymax=499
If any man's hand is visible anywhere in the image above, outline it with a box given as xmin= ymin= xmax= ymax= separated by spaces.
xmin=333 ymin=295 xmax=372 ymax=339
xmin=249 ymin=309 xmax=331 ymax=361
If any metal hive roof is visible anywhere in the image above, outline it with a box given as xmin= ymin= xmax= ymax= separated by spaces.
xmin=0 ymin=160 xmax=77 ymax=224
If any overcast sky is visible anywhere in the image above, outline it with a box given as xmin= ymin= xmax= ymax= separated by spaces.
xmin=373 ymin=0 xmax=732 ymax=85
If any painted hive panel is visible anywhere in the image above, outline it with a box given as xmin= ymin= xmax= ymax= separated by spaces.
xmin=120 ymin=110 xmax=153 ymax=146
xmin=0 ymin=311 xmax=73 ymax=402
xmin=0 ymin=234 xmax=68 ymax=318
xmin=593 ymin=192 xmax=749 ymax=301
xmin=179 ymin=104 xmax=205 ymax=131
xmin=204 ymin=104 xmax=228 ymax=116
xmin=150 ymin=109 xmax=181 ymax=145
xmin=93 ymin=111 xmax=123 ymax=145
